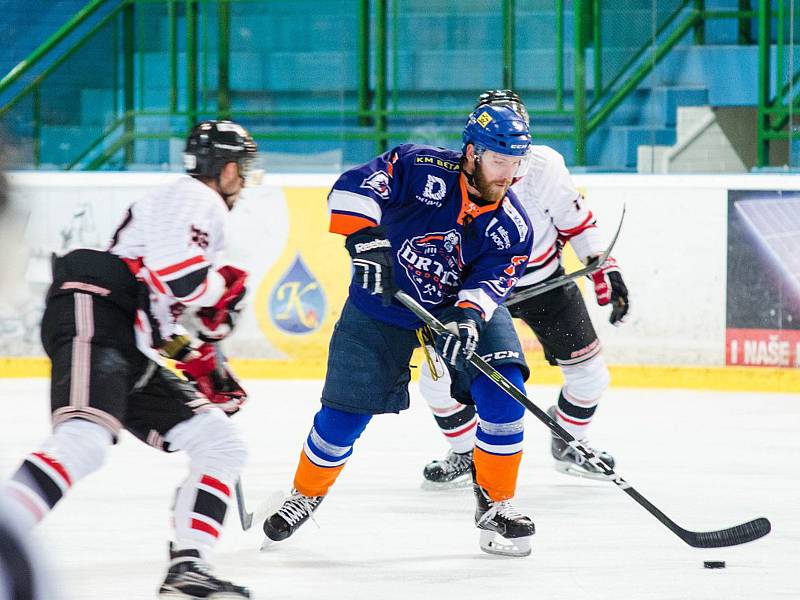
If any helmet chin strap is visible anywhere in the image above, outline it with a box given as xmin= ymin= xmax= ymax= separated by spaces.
xmin=461 ymin=151 xmax=481 ymax=188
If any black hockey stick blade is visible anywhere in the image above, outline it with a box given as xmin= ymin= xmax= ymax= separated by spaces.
xmin=678 ymin=517 xmax=772 ymax=548
xmin=396 ymin=289 xmax=771 ymax=549
xmin=234 ymin=479 xmax=254 ymax=531
xmin=505 ymin=204 xmax=626 ymax=307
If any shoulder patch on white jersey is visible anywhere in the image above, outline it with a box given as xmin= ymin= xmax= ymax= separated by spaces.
xmin=502 ymin=199 xmax=529 ymax=242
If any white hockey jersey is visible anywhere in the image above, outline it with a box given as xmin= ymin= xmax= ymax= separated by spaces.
xmin=513 ymin=145 xmax=605 ymax=287
xmin=109 ymin=176 xmax=231 ymax=352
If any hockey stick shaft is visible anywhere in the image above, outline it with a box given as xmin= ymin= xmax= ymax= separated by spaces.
xmin=504 ymin=204 xmax=626 ymax=307
xmin=209 ymin=346 xmax=253 ymax=531
xmin=396 ymin=290 xmax=770 ymax=548
xmin=234 ymin=478 xmax=254 ymax=531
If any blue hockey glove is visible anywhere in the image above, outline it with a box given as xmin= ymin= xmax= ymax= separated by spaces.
xmin=344 ymin=226 xmax=398 ymax=307
xmin=434 ymin=305 xmax=483 ymax=373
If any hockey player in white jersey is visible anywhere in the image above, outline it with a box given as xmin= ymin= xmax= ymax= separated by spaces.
xmin=1 ymin=121 xmax=256 ymax=599
xmin=421 ymin=91 xmax=630 ymax=487
xmin=0 ymin=167 xmax=62 ymax=600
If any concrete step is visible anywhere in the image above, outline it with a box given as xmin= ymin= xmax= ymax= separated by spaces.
xmin=604 ymin=125 xmax=676 ymax=168
xmin=636 ymin=104 xmax=748 ymax=173
xmin=651 ymin=86 xmax=710 ymax=127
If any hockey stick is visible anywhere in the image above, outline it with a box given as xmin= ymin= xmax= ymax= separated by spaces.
xmin=396 ymin=290 xmax=771 ymax=548
xmin=234 ymin=478 xmax=254 ymax=531
xmin=208 ymin=346 xmax=253 ymax=531
xmin=504 ymin=204 xmax=626 ymax=307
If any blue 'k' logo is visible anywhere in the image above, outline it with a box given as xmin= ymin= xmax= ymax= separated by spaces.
xmin=269 ymin=253 xmax=326 ymax=334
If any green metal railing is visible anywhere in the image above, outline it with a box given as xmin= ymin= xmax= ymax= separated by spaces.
xmin=0 ymin=0 xmax=795 ymax=170
xmin=757 ymin=0 xmax=800 ymax=166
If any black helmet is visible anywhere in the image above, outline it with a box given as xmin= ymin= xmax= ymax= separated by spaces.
xmin=475 ymin=89 xmax=530 ymax=127
xmin=184 ymin=120 xmax=258 ymax=179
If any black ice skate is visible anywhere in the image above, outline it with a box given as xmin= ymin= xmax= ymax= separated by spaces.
xmin=421 ymin=449 xmax=473 ymax=490
xmin=548 ymin=405 xmax=616 ymax=481
xmin=158 ymin=543 xmax=250 ymax=599
xmin=472 ymin=470 xmax=535 ymax=557
xmin=261 ymin=489 xmax=324 ymax=547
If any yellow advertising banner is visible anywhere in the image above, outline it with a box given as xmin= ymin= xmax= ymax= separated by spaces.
xmin=245 ymin=187 xmax=350 ymax=379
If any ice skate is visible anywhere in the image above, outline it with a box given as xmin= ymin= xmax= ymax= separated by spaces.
xmin=261 ymin=489 xmax=324 ymax=548
xmin=472 ymin=474 xmax=534 ymax=557
xmin=548 ymin=406 xmax=615 ymax=481
xmin=158 ymin=543 xmax=250 ymax=599
xmin=421 ymin=449 xmax=473 ymax=490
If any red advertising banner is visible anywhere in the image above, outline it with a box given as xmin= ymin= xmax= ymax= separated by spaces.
xmin=726 ymin=328 xmax=800 ymax=368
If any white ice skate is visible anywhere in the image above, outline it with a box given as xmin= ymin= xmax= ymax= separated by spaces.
xmin=421 ymin=450 xmax=473 ymax=490
xmin=548 ymin=406 xmax=615 ymax=481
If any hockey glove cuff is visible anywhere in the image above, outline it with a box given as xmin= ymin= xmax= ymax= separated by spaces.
xmin=344 ymin=226 xmax=398 ymax=307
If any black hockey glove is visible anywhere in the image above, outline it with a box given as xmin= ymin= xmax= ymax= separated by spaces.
xmin=589 ymin=257 xmax=629 ymax=325
xmin=434 ymin=305 xmax=483 ymax=373
xmin=344 ymin=225 xmax=397 ymax=307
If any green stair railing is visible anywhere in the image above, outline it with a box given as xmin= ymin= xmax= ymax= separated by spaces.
xmin=757 ymin=0 xmax=800 ymax=166
xmin=0 ymin=0 xmax=794 ymax=170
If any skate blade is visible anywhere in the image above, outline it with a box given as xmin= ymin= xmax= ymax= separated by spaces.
xmin=260 ymin=536 xmax=277 ymax=552
xmin=420 ymin=474 xmax=472 ymax=491
xmin=257 ymin=491 xmax=291 ymax=552
xmin=160 ymin=593 xmax=247 ymax=599
xmin=554 ymin=460 xmax=613 ymax=482
xmin=478 ymin=529 xmax=532 ymax=557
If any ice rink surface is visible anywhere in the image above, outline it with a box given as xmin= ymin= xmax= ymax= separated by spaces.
xmin=1 ymin=378 xmax=798 ymax=600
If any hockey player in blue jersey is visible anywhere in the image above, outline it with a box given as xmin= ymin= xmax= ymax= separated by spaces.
xmin=261 ymin=104 xmax=538 ymax=557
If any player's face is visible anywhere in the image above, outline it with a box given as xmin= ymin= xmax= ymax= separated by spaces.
xmin=219 ymin=161 xmax=245 ymax=209
xmin=473 ymin=149 xmax=521 ymax=202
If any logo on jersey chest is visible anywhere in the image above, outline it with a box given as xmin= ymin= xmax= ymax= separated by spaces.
xmin=488 ymin=224 xmax=511 ymax=250
xmin=190 ymin=225 xmax=209 ymax=249
xmin=414 ymin=155 xmax=460 ymax=171
xmin=397 ymin=229 xmax=464 ymax=304
xmin=416 ymin=174 xmax=447 ymax=207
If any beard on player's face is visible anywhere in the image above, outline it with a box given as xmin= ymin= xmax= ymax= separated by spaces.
xmin=472 ymin=159 xmax=512 ymax=202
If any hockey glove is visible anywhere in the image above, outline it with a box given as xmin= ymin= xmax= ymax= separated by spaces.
xmin=434 ymin=305 xmax=483 ymax=373
xmin=589 ymin=256 xmax=629 ymax=326
xmin=196 ymin=265 xmax=248 ymax=342
xmin=176 ymin=342 xmax=247 ymax=415
xmin=344 ymin=226 xmax=397 ymax=307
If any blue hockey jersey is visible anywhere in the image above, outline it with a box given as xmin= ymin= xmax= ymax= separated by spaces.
xmin=328 ymin=144 xmax=534 ymax=329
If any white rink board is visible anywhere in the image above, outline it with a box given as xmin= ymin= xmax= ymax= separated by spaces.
xmin=5 ymin=172 xmax=800 ymax=366
xmin=0 ymin=378 xmax=797 ymax=600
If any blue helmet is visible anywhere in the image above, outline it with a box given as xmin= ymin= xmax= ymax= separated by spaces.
xmin=462 ymin=104 xmax=531 ymax=157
